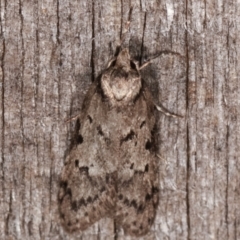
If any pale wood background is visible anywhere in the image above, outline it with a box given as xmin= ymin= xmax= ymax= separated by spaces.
xmin=0 ymin=0 xmax=239 ymax=239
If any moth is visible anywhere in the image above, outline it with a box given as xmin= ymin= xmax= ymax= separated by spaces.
xmin=58 ymin=48 xmax=170 ymax=236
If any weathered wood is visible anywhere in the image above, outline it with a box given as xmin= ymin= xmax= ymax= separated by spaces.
xmin=0 ymin=0 xmax=239 ymax=239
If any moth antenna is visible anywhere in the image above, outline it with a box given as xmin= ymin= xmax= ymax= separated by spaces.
xmin=115 ymin=6 xmax=133 ymax=56
xmin=139 ymin=50 xmax=184 ymax=70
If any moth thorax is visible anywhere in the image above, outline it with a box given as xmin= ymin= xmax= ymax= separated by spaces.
xmin=101 ymin=69 xmax=142 ymax=105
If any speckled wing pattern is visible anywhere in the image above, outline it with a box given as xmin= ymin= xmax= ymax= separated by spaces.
xmin=58 ymin=49 xmax=159 ymax=237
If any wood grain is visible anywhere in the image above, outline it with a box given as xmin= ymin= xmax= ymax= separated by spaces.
xmin=0 ymin=0 xmax=239 ymax=239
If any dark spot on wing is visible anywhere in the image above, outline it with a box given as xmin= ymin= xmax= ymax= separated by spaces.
xmin=130 ymin=61 xmax=137 ymax=70
xmin=76 ymin=119 xmax=81 ymax=130
xmin=66 ymin=188 xmax=72 ymax=198
xmin=106 ymin=175 xmax=109 ymax=183
xmin=75 ymin=159 xmax=79 ymax=167
xmin=79 ymin=198 xmax=86 ymax=207
xmin=105 ymin=137 xmax=111 ymax=145
xmin=153 ymin=186 xmax=159 ymax=193
xmin=93 ymin=195 xmax=99 ymax=201
xmin=137 ymin=204 xmax=144 ymax=213
xmin=71 ymin=201 xmax=78 ymax=211
xmin=130 ymin=200 xmax=138 ymax=209
xmin=87 ymin=196 xmax=93 ymax=203
xmin=97 ymin=125 xmax=111 ymax=145
xmin=87 ymin=115 xmax=93 ymax=123
xmin=77 ymin=134 xmax=83 ymax=144
xmin=140 ymin=121 xmax=146 ymax=128
xmin=60 ymin=181 xmax=68 ymax=190
xmin=145 ymin=193 xmax=152 ymax=201
xmin=124 ymin=198 xmax=130 ymax=206
xmin=148 ymin=218 xmax=153 ymax=224
xmin=118 ymin=194 xmax=123 ymax=200
xmin=120 ymin=130 xmax=135 ymax=145
xmin=130 ymin=163 xmax=134 ymax=169
xmin=145 ymin=140 xmax=152 ymax=150
xmin=79 ymin=166 xmax=89 ymax=174
xmin=145 ymin=164 xmax=149 ymax=172
xmin=97 ymin=125 xmax=104 ymax=136
xmin=60 ymin=212 xmax=65 ymax=219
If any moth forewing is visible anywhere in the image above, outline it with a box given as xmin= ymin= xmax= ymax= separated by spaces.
xmin=58 ymin=48 xmax=159 ymax=237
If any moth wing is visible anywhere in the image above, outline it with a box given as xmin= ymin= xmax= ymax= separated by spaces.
xmin=117 ymin=160 xmax=159 ymax=236
xmin=58 ymin=81 xmax=117 ymax=232
xmin=116 ymin=88 xmax=159 ymax=236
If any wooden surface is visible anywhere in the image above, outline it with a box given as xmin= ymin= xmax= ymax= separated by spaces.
xmin=0 ymin=0 xmax=239 ymax=239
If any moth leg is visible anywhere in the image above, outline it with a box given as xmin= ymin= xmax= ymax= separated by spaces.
xmin=114 ymin=6 xmax=133 ymax=56
xmin=154 ymin=103 xmax=183 ymax=118
xmin=64 ymin=114 xmax=79 ymax=123
xmin=142 ymin=90 xmax=183 ymax=118
xmin=139 ymin=60 xmax=151 ymax=70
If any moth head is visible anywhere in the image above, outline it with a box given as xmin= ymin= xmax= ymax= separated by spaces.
xmin=101 ymin=48 xmax=141 ymax=105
